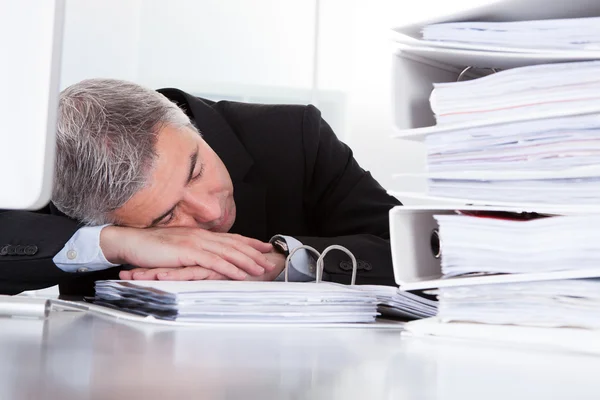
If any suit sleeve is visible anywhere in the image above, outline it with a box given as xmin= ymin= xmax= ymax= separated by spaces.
xmin=0 ymin=210 xmax=119 ymax=295
xmin=295 ymin=105 xmax=402 ymax=286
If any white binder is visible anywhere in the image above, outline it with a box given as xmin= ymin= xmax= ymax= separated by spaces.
xmin=393 ymin=0 xmax=600 ymax=42
xmin=389 ymin=205 xmax=600 ymax=291
xmin=391 ymin=1 xmax=600 ymax=135
xmin=389 ymin=1 xmax=600 ymax=207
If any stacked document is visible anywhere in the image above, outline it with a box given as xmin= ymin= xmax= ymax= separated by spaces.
xmin=427 ymin=210 xmax=600 ymax=330
xmin=420 ymin=61 xmax=600 ymax=204
xmin=427 ymin=114 xmax=600 ymax=174
xmin=434 ymin=211 xmax=600 ymax=277
xmin=437 ymin=278 xmax=600 ymax=329
xmin=421 ymin=17 xmax=600 ymax=52
xmin=94 ymin=280 xmax=379 ymax=324
xmin=394 ymin=3 xmax=600 ymax=350
xmin=356 ymin=285 xmax=438 ymax=320
xmin=430 ymin=61 xmax=600 ymax=126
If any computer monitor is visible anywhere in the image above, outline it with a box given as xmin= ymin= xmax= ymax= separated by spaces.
xmin=0 ymin=0 xmax=64 ymax=209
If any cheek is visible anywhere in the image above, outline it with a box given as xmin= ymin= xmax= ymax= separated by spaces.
xmin=168 ymin=213 xmax=198 ymax=228
xmin=205 ymin=161 xmax=231 ymax=193
xmin=216 ymin=161 xmax=233 ymax=191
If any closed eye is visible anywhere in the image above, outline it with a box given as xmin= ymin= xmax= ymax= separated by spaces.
xmin=159 ymin=211 xmax=176 ymax=226
xmin=190 ymin=163 xmax=205 ymax=183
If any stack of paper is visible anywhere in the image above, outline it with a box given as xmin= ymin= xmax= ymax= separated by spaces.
xmin=93 ymin=280 xmax=379 ymax=324
xmin=426 ymin=114 xmax=600 ymax=174
xmin=430 ymin=61 xmax=600 ymax=126
xmin=430 ymin=212 xmax=600 ymax=329
xmin=420 ymin=61 xmax=600 ymax=204
xmin=434 ymin=212 xmax=600 ymax=277
xmin=422 ymin=17 xmax=600 ymax=52
xmin=356 ymin=285 xmax=438 ymax=320
xmin=396 ymin=5 xmax=600 ymax=348
xmin=437 ymin=278 xmax=600 ymax=329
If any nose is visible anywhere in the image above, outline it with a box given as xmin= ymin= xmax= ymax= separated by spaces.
xmin=182 ymin=190 xmax=222 ymax=224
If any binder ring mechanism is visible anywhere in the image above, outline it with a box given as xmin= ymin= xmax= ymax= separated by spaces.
xmin=457 ymin=66 xmax=500 ymax=82
xmin=284 ymin=245 xmax=358 ymax=285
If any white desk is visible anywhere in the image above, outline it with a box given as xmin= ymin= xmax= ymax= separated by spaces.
xmin=1 ymin=311 xmax=599 ymax=399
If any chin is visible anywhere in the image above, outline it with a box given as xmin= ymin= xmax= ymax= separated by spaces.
xmin=221 ymin=220 xmax=235 ymax=233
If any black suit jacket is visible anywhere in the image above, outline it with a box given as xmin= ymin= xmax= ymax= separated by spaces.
xmin=0 ymin=89 xmax=401 ymax=295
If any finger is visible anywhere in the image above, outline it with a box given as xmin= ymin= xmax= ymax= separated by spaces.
xmin=202 ymin=242 xmax=267 ymax=276
xmin=231 ymin=243 xmax=277 ymax=272
xmin=119 ymin=270 xmax=133 ymax=280
xmin=132 ymin=248 xmax=248 ymax=281
xmin=157 ymin=267 xmax=228 ymax=281
xmin=131 ymin=268 xmax=162 ymax=280
xmin=188 ymin=252 xmax=249 ymax=280
xmin=215 ymin=237 xmax=276 ymax=272
xmin=226 ymin=234 xmax=273 ymax=253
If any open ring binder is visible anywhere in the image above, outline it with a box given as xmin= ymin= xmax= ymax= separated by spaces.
xmin=284 ymin=245 xmax=358 ymax=285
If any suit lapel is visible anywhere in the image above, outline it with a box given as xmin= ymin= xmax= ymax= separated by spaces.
xmin=157 ymin=88 xmax=268 ymax=240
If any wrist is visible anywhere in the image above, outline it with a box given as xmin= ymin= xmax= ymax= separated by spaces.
xmin=99 ymin=226 xmax=127 ymax=265
xmin=268 ymin=252 xmax=286 ymax=280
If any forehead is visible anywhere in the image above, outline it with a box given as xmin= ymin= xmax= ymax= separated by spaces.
xmin=154 ymin=124 xmax=199 ymax=158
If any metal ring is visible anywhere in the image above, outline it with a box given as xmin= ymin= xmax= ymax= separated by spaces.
xmin=457 ymin=66 xmax=500 ymax=82
xmin=316 ymin=245 xmax=357 ymax=285
xmin=284 ymin=245 xmax=321 ymax=282
xmin=456 ymin=66 xmax=473 ymax=82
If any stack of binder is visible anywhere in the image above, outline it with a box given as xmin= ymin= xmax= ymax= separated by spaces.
xmin=387 ymin=0 xmax=600 ymax=351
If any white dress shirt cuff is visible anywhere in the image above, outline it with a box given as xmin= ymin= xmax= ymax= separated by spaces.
xmin=274 ymin=235 xmax=317 ymax=282
xmin=53 ymin=225 xmax=120 ymax=273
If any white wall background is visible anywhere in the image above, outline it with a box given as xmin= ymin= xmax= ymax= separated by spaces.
xmin=60 ymin=0 xmax=494 ymax=200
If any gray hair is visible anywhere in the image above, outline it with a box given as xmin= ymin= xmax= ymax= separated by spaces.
xmin=52 ymin=78 xmax=192 ymax=225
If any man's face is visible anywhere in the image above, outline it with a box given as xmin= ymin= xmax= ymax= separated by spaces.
xmin=112 ymin=125 xmax=236 ymax=232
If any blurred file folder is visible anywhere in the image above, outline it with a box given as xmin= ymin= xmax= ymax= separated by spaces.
xmin=0 ymin=295 xmax=50 ymax=319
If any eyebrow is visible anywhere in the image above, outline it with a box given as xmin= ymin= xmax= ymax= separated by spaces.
xmin=148 ymin=145 xmax=199 ymax=228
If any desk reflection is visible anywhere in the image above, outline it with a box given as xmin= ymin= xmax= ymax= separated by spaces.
xmin=1 ymin=311 xmax=599 ymax=399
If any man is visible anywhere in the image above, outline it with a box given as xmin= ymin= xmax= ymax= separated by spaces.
xmin=0 ymin=79 xmax=401 ymax=295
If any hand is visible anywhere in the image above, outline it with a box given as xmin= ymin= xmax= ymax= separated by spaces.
xmin=119 ymin=266 xmax=227 ymax=281
xmin=101 ymin=226 xmax=276 ymax=281
xmin=121 ymin=250 xmax=287 ymax=282
xmin=244 ymin=250 xmax=286 ymax=281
